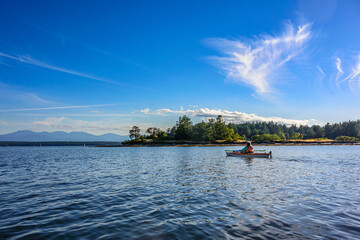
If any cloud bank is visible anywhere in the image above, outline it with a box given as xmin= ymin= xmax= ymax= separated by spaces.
xmin=33 ymin=117 xmax=131 ymax=133
xmin=206 ymin=23 xmax=311 ymax=95
xmin=141 ymin=107 xmax=318 ymax=126
xmin=32 ymin=117 xmax=159 ymax=135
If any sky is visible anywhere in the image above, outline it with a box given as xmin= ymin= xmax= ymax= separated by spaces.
xmin=1 ymin=0 xmax=360 ymax=135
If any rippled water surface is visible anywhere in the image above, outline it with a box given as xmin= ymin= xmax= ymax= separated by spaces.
xmin=1 ymin=146 xmax=360 ymax=239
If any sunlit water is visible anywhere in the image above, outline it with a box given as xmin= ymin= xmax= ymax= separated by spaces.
xmin=1 ymin=146 xmax=360 ymax=239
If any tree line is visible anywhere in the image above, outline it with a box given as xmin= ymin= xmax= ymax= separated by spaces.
xmin=129 ymin=115 xmax=360 ymax=142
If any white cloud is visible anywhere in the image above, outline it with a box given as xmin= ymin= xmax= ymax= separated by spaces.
xmin=140 ymin=108 xmax=151 ymax=114
xmin=206 ymin=23 xmax=311 ymax=95
xmin=140 ymin=107 xmax=319 ymax=126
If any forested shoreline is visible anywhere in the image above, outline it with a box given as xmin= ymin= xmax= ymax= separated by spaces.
xmin=126 ymin=115 xmax=360 ymax=143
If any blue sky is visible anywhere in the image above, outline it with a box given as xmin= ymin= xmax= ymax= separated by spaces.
xmin=1 ymin=0 xmax=360 ymax=135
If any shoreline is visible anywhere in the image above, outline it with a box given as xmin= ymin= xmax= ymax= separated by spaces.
xmin=98 ymin=141 xmax=360 ymax=147
xmin=1 ymin=141 xmax=359 ymax=147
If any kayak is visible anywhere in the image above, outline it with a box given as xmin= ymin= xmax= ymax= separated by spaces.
xmin=225 ymin=150 xmax=272 ymax=158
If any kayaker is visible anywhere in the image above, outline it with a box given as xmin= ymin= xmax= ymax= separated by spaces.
xmin=240 ymin=141 xmax=254 ymax=154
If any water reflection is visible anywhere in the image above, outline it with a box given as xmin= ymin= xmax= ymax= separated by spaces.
xmin=245 ymin=158 xmax=254 ymax=165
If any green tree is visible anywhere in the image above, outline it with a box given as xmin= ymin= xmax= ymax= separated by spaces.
xmin=166 ymin=127 xmax=176 ymax=139
xmin=312 ymin=125 xmax=324 ymax=138
xmin=212 ymin=115 xmax=240 ymax=141
xmin=290 ymin=132 xmax=303 ymax=139
xmin=214 ymin=115 xmax=228 ymax=139
xmin=335 ymin=136 xmax=359 ymax=142
xmin=146 ymin=127 xmax=165 ymax=139
xmin=193 ymin=121 xmax=214 ymax=141
xmin=129 ymin=117 xmax=360 ymax=143
xmin=129 ymin=126 xmax=141 ymax=140
xmin=175 ymin=115 xmax=193 ymax=140
xmin=278 ymin=132 xmax=286 ymax=140
xmin=146 ymin=128 xmax=154 ymax=138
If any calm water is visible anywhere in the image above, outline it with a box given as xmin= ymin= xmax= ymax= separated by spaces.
xmin=0 ymin=146 xmax=360 ymax=239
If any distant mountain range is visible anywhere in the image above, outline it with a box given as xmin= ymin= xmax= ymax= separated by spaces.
xmin=0 ymin=130 xmax=128 ymax=142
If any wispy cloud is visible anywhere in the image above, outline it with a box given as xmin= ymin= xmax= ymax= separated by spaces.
xmin=206 ymin=23 xmax=311 ymax=95
xmin=11 ymin=113 xmax=144 ymax=117
xmin=335 ymin=55 xmax=360 ymax=92
xmin=335 ymin=57 xmax=344 ymax=89
xmin=140 ymin=107 xmax=319 ymax=126
xmin=314 ymin=65 xmax=329 ymax=97
xmin=0 ymin=120 xmax=10 ymax=125
xmin=0 ymin=52 xmax=114 ymax=83
xmin=0 ymin=104 xmax=114 ymax=112
xmin=21 ymin=20 xmax=148 ymax=70
xmin=336 ymin=57 xmax=343 ymax=74
xmin=0 ymin=51 xmax=146 ymax=89
xmin=317 ymin=66 xmax=325 ymax=76
xmin=347 ymin=55 xmax=360 ymax=92
xmin=0 ymin=81 xmax=55 ymax=105
xmin=17 ymin=93 xmax=55 ymax=105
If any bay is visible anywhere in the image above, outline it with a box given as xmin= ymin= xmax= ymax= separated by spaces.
xmin=1 ymin=146 xmax=359 ymax=239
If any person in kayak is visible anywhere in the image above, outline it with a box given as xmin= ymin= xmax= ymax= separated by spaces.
xmin=240 ymin=141 xmax=254 ymax=154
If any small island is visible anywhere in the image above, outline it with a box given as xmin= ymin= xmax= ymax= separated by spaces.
xmin=112 ymin=115 xmax=360 ymax=147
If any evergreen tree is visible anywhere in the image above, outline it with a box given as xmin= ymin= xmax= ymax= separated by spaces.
xmin=174 ymin=115 xmax=193 ymax=140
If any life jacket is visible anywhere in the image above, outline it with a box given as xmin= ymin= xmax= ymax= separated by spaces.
xmin=246 ymin=146 xmax=253 ymax=153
